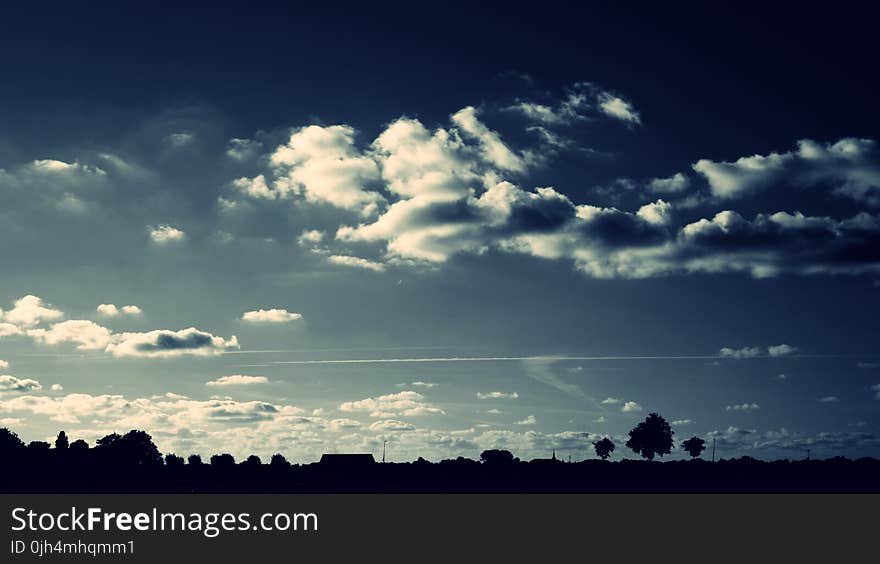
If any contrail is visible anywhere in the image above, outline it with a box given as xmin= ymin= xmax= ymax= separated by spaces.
xmin=232 ymin=353 xmax=831 ymax=367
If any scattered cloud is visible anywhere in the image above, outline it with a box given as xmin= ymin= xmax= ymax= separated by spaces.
xmin=672 ymin=419 xmax=694 ymax=425
xmin=515 ymin=415 xmax=537 ymax=425
xmin=105 ymin=327 xmax=239 ymax=358
xmin=476 ymin=391 xmax=519 ymax=400
xmin=27 ymin=320 xmax=113 ymax=351
xmin=692 ymin=138 xmax=880 ymax=204
xmin=206 ymin=375 xmax=270 ymax=387
xmin=0 ymin=375 xmax=42 ymax=393
xmin=148 ymin=224 xmax=186 ymax=244
xmin=721 ymin=344 xmax=798 ymax=359
xmin=601 ymin=397 xmax=621 ymax=405
xmin=1 ymin=295 xmax=63 ymax=327
xmin=241 ymin=308 xmax=303 ymax=323
xmin=326 ymin=254 xmax=387 ymax=272
xmin=726 ymin=402 xmax=760 ymax=412
xmin=621 ymin=401 xmax=643 ymax=413
xmin=339 ymin=390 xmax=445 ymax=418
xmin=819 ymin=396 xmax=840 ymax=403
xmin=97 ymin=304 xmax=142 ymax=317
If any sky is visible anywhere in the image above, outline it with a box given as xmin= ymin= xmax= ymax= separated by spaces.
xmin=1 ymin=1 xmax=879 ymax=462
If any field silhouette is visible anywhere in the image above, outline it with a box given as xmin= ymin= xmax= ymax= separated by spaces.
xmin=2 ymin=422 xmax=878 ymax=493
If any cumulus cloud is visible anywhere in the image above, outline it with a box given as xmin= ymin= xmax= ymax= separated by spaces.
xmin=600 ymin=397 xmax=621 ymax=405
xmin=1 ymin=295 xmax=63 ymax=327
xmin=240 ymin=308 xmax=303 ymax=323
xmin=339 ymin=390 xmax=445 ymax=418
xmin=672 ymin=419 xmax=694 ymax=425
xmin=0 ymin=360 xmax=7 ymax=370
xmin=206 ymin=375 xmax=270 ymax=387
xmin=149 ymin=224 xmax=186 ymax=244
xmin=297 ymin=229 xmax=325 ymax=246
xmin=476 ymin=391 xmax=519 ymax=400
xmin=692 ymin=138 xmax=880 ymax=204
xmin=621 ymin=401 xmax=643 ymax=413
xmin=97 ymin=304 xmax=142 ymax=317
xmin=105 ymin=327 xmax=239 ymax=358
xmin=27 ymin=320 xmax=113 ymax=351
xmin=0 ymin=375 xmax=42 ymax=393
xmin=50 ymin=384 xmax=63 ymax=391
xmin=648 ymin=173 xmax=690 ymax=194
xmin=234 ymin=124 xmax=384 ymax=216
xmin=726 ymin=402 xmax=760 ymax=412
xmin=515 ymin=415 xmax=537 ymax=425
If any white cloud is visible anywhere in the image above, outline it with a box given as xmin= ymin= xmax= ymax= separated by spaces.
xmin=870 ymin=384 xmax=880 ymax=400
xmin=0 ymin=375 xmax=42 ymax=393
xmin=1 ymin=295 xmax=64 ymax=327
xmin=225 ymin=138 xmax=262 ymax=161
xmin=106 ymin=327 xmax=239 ymax=358
xmin=726 ymin=402 xmax=760 ymax=412
xmin=721 ymin=344 xmax=798 ymax=359
xmin=476 ymin=391 xmax=519 ymax=400
xmin=27 ymin=320 xmax=113 ymax=351
xmin=648 ymin=173 xmax=690 ymax=194
xmin=0 ymin=360 xmax=7 ymax=370
xmin=692 ymin=138 xmax=880 ymax=204
xmin=672 ymin=419 xmax=694 ymax=425
xmin=50 ymin=384 xmax=63 ymax=392
xmin=149 ymin=224 xmax=186 ymax=244
xmin=600 ymin=397 xmax=621 ymax=405
xmin=0 ymin=323 xmax=23 ymax=338
xmin=297 ymin=229 xmax=325 ymax=246
xmin=264 ymin=124 xmax=383 ymax=215
xmin=621 ymin=401 xmax=643 ymax=413
xmin=206 ymin=375 xmax=270 ymax=387
xmin=368 ymin=419 xmax=416 ymax=432
xmin=768 ymin=344 xmax=798 ymax=357
xmin=326 ymin=255 xmax=387 ymax=272
xmin=514 ymin=415 xmax=537 ymax=425
xmin=339 ymin=390 xmax=445 ymax=418
xmin=597 ymin=93 xmax=641 ymax=125
xmin=164 ymin=132 xmax=195 ymax=148
xmin=486 ymin=409 xmax=503 ymax=415
xmin=96 ymin=304 xmax=142 ymax=317
xmin=819 ymin=396 xmax=840 ymax=403
xmin=241 ymin=308 xmax=302 ymax=323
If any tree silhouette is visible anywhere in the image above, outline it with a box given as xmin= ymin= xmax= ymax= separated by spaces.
xmin=55 ymin=431 xmax=69 ymax=450
xmin=187 ymin=454 xmax=203 ymax=466
xmin=480 ymin=449 xmax=517 ymax=464
xmin=69 ymin=439 xmax=89 ymax=452
xmin=28 ymin=440 xmax=51 ymax=451
xmin=210 ymin=453 xmax=236 ymax=467
xmin=593 ymin=437 xmax=615 ymax=460
xmin=270 ymin=453 xmax=290 ymax=468
xmin=625 ymin=413 xmax=674 ymax=461
xmin=0 ymin=427 xmax=25 ymax=453
xmin=165 ymin=453 xmax=185 ymax=466
xmin=681 ymin=436 xmax=706 ymax=459
xmin=242 ymin=455 xmax=262 ymax=467
xmin=96 ymin=430 xmax=162 ymax=466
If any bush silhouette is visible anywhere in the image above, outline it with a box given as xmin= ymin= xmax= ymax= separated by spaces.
xmin=480 ymin=449 xmax=517 ymax=464
xmin=593 ymin=437 xmax=615 ymax=460
xmin=187 ymin=454 xmax=203 ymax=466
xmin=626 ymin=413 xmax=674 ymax=461
xmin=681 ymin=436 xmax=706 ymax=459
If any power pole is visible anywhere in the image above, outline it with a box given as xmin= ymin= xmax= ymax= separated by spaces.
xmin=382 ymin=440 xmax=387 ymax=463
xmin=712 ymin=437 xmax=716 ymax=463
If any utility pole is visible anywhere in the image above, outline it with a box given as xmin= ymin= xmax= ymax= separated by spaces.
xmin=806 ymin=448 xmax=811 ymax=461
xmin=712 ymin=437 xmax=716 ymax=463
xmin=382 ymin=440 xmax=387 ymax=463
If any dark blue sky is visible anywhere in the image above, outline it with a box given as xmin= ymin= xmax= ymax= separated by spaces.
xmin=0 ymin=1 xmax=878 ymax=461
